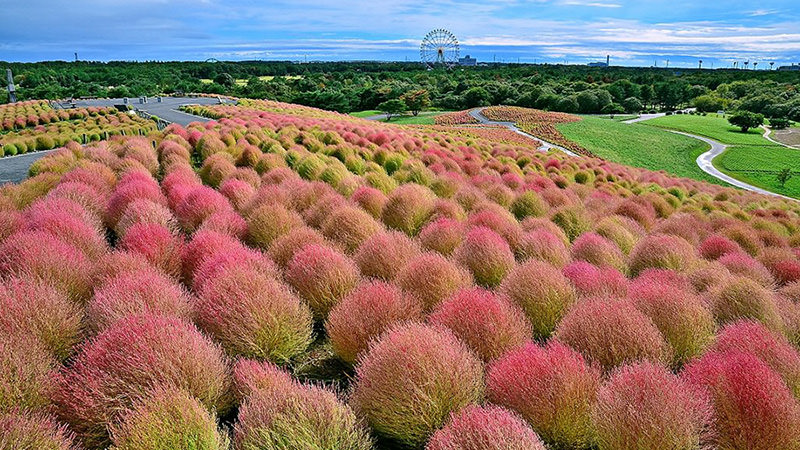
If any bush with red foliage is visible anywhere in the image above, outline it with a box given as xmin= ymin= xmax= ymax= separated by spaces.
xmin=0 ymin=410 xmax=78 ymax=450
xmin=105 ymin=179 xmax=166 ymax=229
xmin=191 ymin=244 xmax=278 ymax=294
xmin=0 ymin=210 xmax=23 ymax=243
xmin=47 ymin=181 xmax=107 ymax=220
xmin=628 ymin=234 xmax=697 ymax=276
xmin=174 ymin=185 xmax=233 ymax=233
xmin=353 ymin=230 xmax=421 ymax=280
xmin=555 ymin=297 xmax=670 ymax=372
xmin=454 ymin=226 xmax=516 ymax=287
xmin=53 ymin=314 xmax=231 ymax=449
xmin=563 ymin=261 xmax=629 ymax=298
xmin=500 ymin=260 xmax=576 ymax=339
xmin=219 ymin=178 xmax=256 ymax=211
xmin=0 ymin=336 xmax=57 ymax=413
xmin=0 ymin=231 xmax=92 ymax=304
xmin=268 ymin=226 xmax=329 ymax=268
xmin=351 ymin=323 xmax=484 ymax=448
xmin=180 ymin=230 xmax=242 ymax=282
xmin=27 ymin=196 xmax=102 ymax=232
xmin=593 ymin=362 xmax=711 ymax=450
xmin=707 ymin=275 xmax=784 ymax=331
xmin=381 ymin=183 xmax=436 ymax=235
xmin=571 ymin=232 xmax=627 ymax=273
xmin=246 ymin=203 xmax=304 ymax=250
xmin=418 ymin=217 xmax=464 ymax=256
xmin=196 ymin=209 xmax=248 ymax=239
xmin=466 ymin=205 xmax=523 ymax=251
xmin=118 ymin=223 xmax=184 ymax=280
xmin=24 ymin=204 xmax=107 ymax=259
xmin=0 ymin=277 xmax=83 ymax=361
xmin=396 ymin=252 xmax=472 ymax=311
xmin=710 ymin=320 xmax=800 ymax=398
xmin=682 ymin=351 xmax=800 ymax=450
xmin=115 ymin=198 xmax=178 ymax=238
xmin=351 ymin=185 xmax=387 ymax=218
xmin=231 ymin=358 xmax=295 ymax=403
xmin=486 ymin=341 xmax=601 ymax=449
xmin=516 ymin=228 xmax=571 ymax=268
xmin=699 ymin=234 xmax=742 ymax=260
xmin=199 ymin=153 xmax=236 ymax=188
xmin=87 ymin=271 xmax=195 ymax=333
xmin=759 ymin=247 xmax=800 ymax=286
xmin=427 ymin=405 xmax=546 ymax=450
xmin=428 ymin=288 xmax=530 ymax=362
xmin=321 ymin=205 xmax=382 ymax=254
xmin=326 ymin=281 xmax=424 ymax=364
xmin=718 ymin=251 xmax=775 ymax=287
xmin=285 ymin=244 xmax=360 ymax=320
xmin=197 ymin=266 xmax=313 ymax=363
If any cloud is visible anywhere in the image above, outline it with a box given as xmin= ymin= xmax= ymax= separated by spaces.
xmin=748 ymin=9 xmax=780 ymax=16
xmin=560 ymin=1 xmax=622 ymax=7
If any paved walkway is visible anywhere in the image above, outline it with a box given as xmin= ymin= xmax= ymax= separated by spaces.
xmin=468 ymin=108 xmax=579 ymax=157
xmin=0 ymin=150 xmax=57 ymax=184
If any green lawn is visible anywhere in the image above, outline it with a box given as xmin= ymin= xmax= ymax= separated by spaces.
xmin=644 ymin=114 xmax=800 ymax=198
xmin=350 ymin=110 xmax=381 ymax=118
xmin=556 ymin=116 xmax=720 ymax=184
xmin=351 ymin=110 xmax=450 ymax=125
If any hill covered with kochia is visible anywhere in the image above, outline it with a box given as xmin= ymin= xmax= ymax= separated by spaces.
xmin=2 ymin=99 xmax=800 ymax=450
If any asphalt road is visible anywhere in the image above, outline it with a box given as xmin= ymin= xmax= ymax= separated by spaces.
xmin=0 ymin=150 xmax=56 ymax=184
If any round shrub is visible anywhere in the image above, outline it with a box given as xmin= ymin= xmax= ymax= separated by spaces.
xmin=90 ymin=251 xmax=157 ymax=289
xmin=326 ymin=281 xmax=423 ymax=364
xmin=687 ymin=260 xmax=732 ymax=293
xmin=594 ymin=215 xmax=642 ymax=254
xmin=396 ymin=252 xmax=472 ymax=311
xmin=516 ymin=228 xmax=571 ymax=267
xmin=0 ymin=336 xmax=57 ymax=413
xmin=550 ymin=204 xmax=591 ymax=242
xmin=0 ymin=210 xmax=23 ymax=242
xmin=759 ymin=247 xmax=800 ymax=286
xmin=235 ymin=383 xmax=372 ymax=450
xmin=105 ymin=179 xmax=166 ymax=229
xmin=707 ymin=276 xmax=784 ymax=331
xmin=199 ymin=153 xmax=236 ymax=188
xmin=487 ymin=341 xmax=600 ymax=449
xmin=418 ymin=217 xmax=464 ymax=256
xmin=466 ymin=205 xmax=523 ymax=251
xmin=197 ymin=266 xmax=313 ymax=363
xmin=115 ymin=198 xmax=178 ymax=237
xmin=321 ymin=205 xmax=382 ymax=254
xmin=118 ymin=223 xmax=184 ymax=280
xmin=197 ymin=209 xmax=248 ymax=239
xmin=721 ymin=225 xmax=763 ymax=256
xmin=0 ymin=277 xmax=83 ymax=361
xmin=427 ymin=405 xmax=546 ymax=450
xmin=381 ymin=183 xmax=436 ymax=235
xmin=0 ymin=231 xmax=92 ymax=304
xmin=87 ymin=271 xmax=195 ymax=333
xmin=699 ymin=234 xmax=742 ymax=260
xmin=683 ymin=351 xmax=800 ymax=450
xmin=511 ymin=190 xmax=547 ymax=220
xmin=429 ymin=288 xmax=531 ymax=362
xmin=268 ymin=226 xmax=328 ymax=268
xmin=0 ymin=410 xmax=78 ymax=450
xmin=718 ymin=251 xmax=775 ymax=287
xmin=285 ymin=244 xmax=360 ymax=320
xmin=191 ymin=244 xmax=278 ymax=293
xmin=174 ymin=185 xmax=233 ymax=233
xmin=181 ymin=229 xmax=243 ymax=282
xmin=500 ymin=260 xmax=576 ymax=339
xmin=351 ymin=323 xmax=484 ymax=447
xmin=563 ymin=261 xmax=629 ymax=298
xmin=353 ymin=230 xmax=421 ymax=280
xmin=53 ymin=314 xmax=231 ymax=448
xmin=628 ymin=234 xmax=696 ymax=276
xmin=351 ymin=185 xmax=387 ymax=218
xmin=246 ymin=203 xmax=304 ymax=250
xmin=454 ymin=226 xmax=515 ymax=287
xmin=593 ymin=362 xmax=711 ymax=450
xmin=231 ymin=358 xmax=295 ymax=404
xmin=710 ymin=320 xmax=800 ymax=398
xmin=109 ymin=387 xmax=228 ymax=450
xmin=219 ymin=178 xmax=256 ymax=211
xmin=571 ymin=232 xmax=627 ymax=273
xmin=24 ymin=209 xmax=107 ymax=260
xmin=555 ymin=297 xmax=670 ymax=372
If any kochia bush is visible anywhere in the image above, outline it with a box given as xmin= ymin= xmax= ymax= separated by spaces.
xmin=563 ymin=261 xmax=629 ymax=299
xmin=0 ymin=410 xmax=78 ymax=450
xmin=0 ymin=336 xmax=57 ymax=414
xmin=454 ymin=226 xmax=516 ymax=288
xmin=285 ymin=244 xmax=360 ymax=320
xmin=628 ymin=234 xmax=697 ymax=276
xmin=381 ymin=183 xmax=436 ymax=235
xmin=354 ymin=230 xmax=421 ymax=280
xmin=118 ymin=223 xmax=184 ymax=280
xmin=396 ymin=252 xmax=472 ymax=311
xmin=427 ymin=405 xmax=546 ymax=450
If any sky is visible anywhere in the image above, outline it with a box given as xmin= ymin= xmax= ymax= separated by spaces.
xmin=1 ymin=0 xmax=799 ymax=68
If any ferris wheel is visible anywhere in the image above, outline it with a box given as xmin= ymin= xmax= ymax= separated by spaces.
xmin=420 ymin=29 xmax=460 ymax=68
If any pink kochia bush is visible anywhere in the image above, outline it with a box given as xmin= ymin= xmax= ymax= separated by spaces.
xmin=174 ymin=185 xmax=233 ymax=233
xmin=231 ymin=358 xmax=295 ymax=403
xmin=285 ymin=244 xmax=360 ymax=320
xmin=53 ymin=314 xmax=231 ymax=449
xmin=0 ymin=336 xmax=57 ymax=413
xmin=426 ymin=405 xmax=546 ymax=450
xmin=454 ymin=226 xmax=516 ymax=287
xmin=555 ymin=297 xmax=670 ymax=372
xmin=487 ymin=341 xmax=601 ymax=449
xmin=268 ymin=226 xmax=329 ymax=268
xmin=246 ymin=203 xmax=304 ymax=250
xmin=419 ymin=217 xmax=465 ymax=256
xmin=428 ymin=288 xmax=531 ymax=362
xmin=628 ymin=234 xmax=696 ymax=276
xmin=500 ymin=260 xmax=576 ymax=339
xmin=683 ymin=351 xmax=800 ymax=450
xmin=396 ymin=252 xmax=472 ymax=311
xmin=571 ymin=232 xmax=627 ymax=273
xmin=351 ymin=323 xmax=484 ymax=447
xmin=563 ymin=261 xmax=629 ymax=298
xmin=0 ymin=276 xmax=84 ymax=361
xmin=353 ymin=230 xmax=421 ymax=280
xmin=0 ymin=410 xmax=78 ymax=450
xmin=196 ymin=266 xmax=313 ymax=363
xmin=593 ymin=362 xmax=712 ymax=450
xmin=699 ymin=234 xmax=742 ymax=260
xmin=326 ymin=281 xmax=424 ymax=364
xmin=118 ymin=223 xmax=184 ymax=280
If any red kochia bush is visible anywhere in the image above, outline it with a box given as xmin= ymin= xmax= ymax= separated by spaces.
xmin=0 ymin=277 xmax=83 ymax=361
xmin=105 ymin=179 xmax=166 ymax=229
xmin=219 ymin=178 xmax=256 ymax=211
xmin=351 ymin=185 xmax=387 ymax=218
xmin=563 ymin=261 xmax=629 ymax=298
xmin=628 ymin=234 xmax=696 ymax=276
xmin=0 ymin=231 xmax=92 ymax=304
xmin=0 ymin=210 xmax=23 ymax=242
xmin=326 ymin=281 xmax=424 ymax=364
xmin=571 ymin=232 xmax=627 ymax=273
xmin=191 ymin=244 xmax=278 ymax=294
xmin=427 ymin=405 xmax=546 ymax=450
xmin=196 ymin=209 xmax=248 ymax=239
xmin=487 ymin=341 xmax=600 ymax=449
xmin=381 ymin=183 xmax=436 ymax=235
xmin=718 ymin=251 xmax=775 ymax=287
xmin=197 ymin=266 xmax=313 ymax=363
xmin=555 ymin=297 xmax=670 ymax=372
xmin=87 ymin=271 xmax=195 ymax=333
xmin=351 ymin=323 xmax=484 ymax=447
xmin=0 ymin=410 xmax=78 ymax=450
xmin=354 ymin=230 xmax=421 ymax=280
xmin=759 ymin=247 xmax=800 ymax=286
xmin=180 ymin=230 xmax=242 ymax=282
xmin=454 ymin=226 xmax=516 ymax=287
xmin=516 ymin=228 xmax=571 ymax=268
xmin=710 ymin=320 xmax=800 ymax=398
xmin=396 ymin=252 xmax=472 ymax=311
xmin=118 ymin=223 xmax=184 ymax=280
xmin=174 ymin=185 xmax=233 ymax=233
xmin=268 ymin=226 xmax=329 ymax=268
xmin=115 ymin=198 xmax=178 ymax=237
xmin=593 ymin=362 xmax=711 ymax=450
xmin=231 ymin=359 xmax=295 ymax=403
xmin=24 ymin=209 xmax=107 ymax=259
xmin=683 ymin=351 xmax=800 ymax=450
xmin=0 ymin=336 xmax=57 ymax=413
xmin=699 ymin=234 xmax=742 ymax=260
xmin=428 ymin=288 xmax=531 ymax=362
xmin=500 ymin=260 xmax=576 ymax=339
xmin=285 ymin=244 xmax=360 ymax=320
xmin=53 ymin=314 xmax=231 ymax=449
xmin=419 ymin=217 xmax=465 ymax=256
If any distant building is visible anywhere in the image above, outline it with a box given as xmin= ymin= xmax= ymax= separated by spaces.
xmin=778 ymin=64 xmax=800 ymax=71
xmin=459 ymin=55 xmax=477 ymax=66
xmin=588 ymin=55 xmax=610 ymax=68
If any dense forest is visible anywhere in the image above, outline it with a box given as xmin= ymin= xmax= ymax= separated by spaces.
xmin=3 ymin=60 xmax=800 ymax=119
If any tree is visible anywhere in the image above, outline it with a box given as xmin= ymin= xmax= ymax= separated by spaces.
xmin=694 ymin=94 xmax=725 ymax=113
xmin=728 ymin=111 xmax=764 ymax=133
xmin=213 ymin=73 xmax=235 ymax=88
xmin=769 ymin=118 xmax=791 ymax=130
xmin=777 ymin=168 xmax=793 ymax=188
xmin=401 ymin=89 xmax=431 ymax=116
xmin=377 ymin=99 xmax=407 ymax=121
xmin=622 ymin=97 xmax=643 ymax=114
xmin=462 ymin=87 xmax=491 ymax=108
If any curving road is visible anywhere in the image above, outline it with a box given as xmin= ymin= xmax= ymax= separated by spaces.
xmin=468 ymin=108 xmax=579 ymax=157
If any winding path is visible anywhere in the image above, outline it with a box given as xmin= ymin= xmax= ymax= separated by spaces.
xmin=467 ymin=108 xmax=579 ymax=157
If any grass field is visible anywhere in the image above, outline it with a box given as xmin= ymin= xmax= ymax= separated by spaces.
xmin=556 ymin=116 xmax=720 ymax=184
xmin=350 ymin=110 xmax=381 ymax=118
xmin=644 ymin=114 xmax=800 ymax=198
xmin=351 ymin=110 xmax=450 ymax=125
